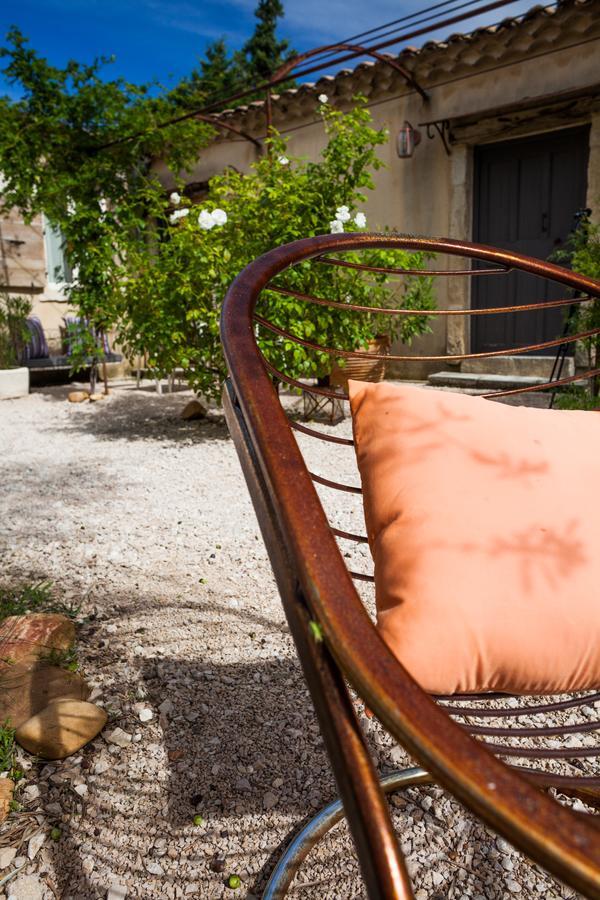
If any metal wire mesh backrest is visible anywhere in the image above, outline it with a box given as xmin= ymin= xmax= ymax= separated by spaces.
xmin=242 ymin=233 xmax=600 ymax=790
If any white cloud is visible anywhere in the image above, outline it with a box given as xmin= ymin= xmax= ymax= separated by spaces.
xmin=145 ymin=0 xmax=249 ymax=41
xmin=274 ymin=0 xmax=534 ymax=48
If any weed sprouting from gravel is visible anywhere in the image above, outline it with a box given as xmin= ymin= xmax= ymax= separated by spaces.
xmin=0 ymin=720 xmax=18 ymax=779
xmin=0 ymin=582 xmax=78 ymax=621
xmin=41 ymin=645 xmax=79 ymax=672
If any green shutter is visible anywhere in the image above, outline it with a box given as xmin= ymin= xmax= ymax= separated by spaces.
xmin=43 ymin=215 xmax=72 ymax=284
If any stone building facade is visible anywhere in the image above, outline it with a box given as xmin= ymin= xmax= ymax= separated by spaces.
xmin=163 ymin=0 xmax=600 ymax=375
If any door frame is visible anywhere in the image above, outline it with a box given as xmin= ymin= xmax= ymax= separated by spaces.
xmin=471 ymin=125 xmax=590 ymax=354
xmin=444 ymin=123 xmax=594 ymax=359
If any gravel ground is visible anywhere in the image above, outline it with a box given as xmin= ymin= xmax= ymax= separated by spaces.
xmin=0 ymin=381 xmax=591 ymax=899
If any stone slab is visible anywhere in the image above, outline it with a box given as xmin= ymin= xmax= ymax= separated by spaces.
xmin=428 ymin=371 xmax=549 ymax=391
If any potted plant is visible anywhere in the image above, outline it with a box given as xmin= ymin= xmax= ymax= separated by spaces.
xmin=549 ymin=210 xmax=600 ymax=409
xmin=0 ymin=293 xmax=31 ymax=399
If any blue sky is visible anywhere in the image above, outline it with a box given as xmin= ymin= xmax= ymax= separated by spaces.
xmin=0 ymin=0 xmax=534 ymax=97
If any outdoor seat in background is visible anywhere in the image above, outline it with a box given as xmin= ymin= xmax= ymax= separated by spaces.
xmin=220 ymin=233 xmax=600 ymax=899
xmin=21 ymin=316 xmax=122 ymax=381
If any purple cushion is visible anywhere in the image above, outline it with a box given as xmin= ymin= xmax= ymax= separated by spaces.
xmin=22 ymin=317 xmax=49 ymax=360
xmin=62 ymin=317 xmax=111 ymax=356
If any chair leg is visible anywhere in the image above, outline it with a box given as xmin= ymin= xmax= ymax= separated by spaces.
xmin=263 ymin=767 xmax=432 ymax=899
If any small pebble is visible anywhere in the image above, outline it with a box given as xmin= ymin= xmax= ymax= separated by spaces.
xmin=263 ymin=791 xmax=277 ymax=810
xmin=7 ymin=874 xmax=44 ymax=900
xmin=27 ymin=831 xmax=45 ymax=860
xmin=146 ymin=861 xmax=164 ymax=876
xmin=105 ymin=728 xmax=132 ymax=748
xmin=0 ymin=847 xmax=17 ymax=869
xmin=107 ymin=885 xmax=128 ymax=900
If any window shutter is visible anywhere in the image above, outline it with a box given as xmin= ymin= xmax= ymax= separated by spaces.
xmin=43 ymin=214 xmax=72 ymax=285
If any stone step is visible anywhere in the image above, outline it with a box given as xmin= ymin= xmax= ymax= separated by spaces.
xmin=428 ymin=371 xmax=549 ymax=391
xmin=461 ymin=354 xmax=574 ymax=378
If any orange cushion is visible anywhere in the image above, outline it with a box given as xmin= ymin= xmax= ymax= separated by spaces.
xmin=349 ymin=380 xmax=600 ymax=694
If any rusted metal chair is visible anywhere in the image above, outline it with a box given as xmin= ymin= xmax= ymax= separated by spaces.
xmin=220 ymin=233 xmax=600 ymax=899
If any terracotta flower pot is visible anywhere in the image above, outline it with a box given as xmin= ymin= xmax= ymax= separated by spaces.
xmin=329 ymin=334 xmax=390 ymax=390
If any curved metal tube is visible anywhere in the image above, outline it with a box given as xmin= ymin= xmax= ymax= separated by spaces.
xmin=269 ymin=43 xmax=429 ymax=102
xmin=263 ymin=768 xmax=432 ymax=899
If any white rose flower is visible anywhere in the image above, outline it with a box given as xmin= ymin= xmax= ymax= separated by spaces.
xmin=98 ymin=198 xmax=108 ymax=214
xmin=335 ymin=205 xmax=351 ymax=223
xmin=330 ymin=219 xmax=344 ymax=234
xmin=169 ymin=191 xmax=181 ymax=206
xmin=354 ymin=212 xmax=367 ymax=228
xmin=277 ymin=155 xmax=289 ymax=166
xmin=198 ymin=209 xmax=215 ymax=230
xmin=318 ymin=93 xmax=328 ymax=104
xmin=211 ymin=208 xmax=228 ymax=226
xmin=169 ymin=208 xmax=189 ymax=224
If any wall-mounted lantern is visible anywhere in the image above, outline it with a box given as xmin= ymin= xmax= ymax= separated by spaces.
xmin=396 ymin=121 xmax=422 ymax=159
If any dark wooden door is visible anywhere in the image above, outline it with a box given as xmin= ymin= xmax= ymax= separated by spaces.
xmin=472 ymin=127 xmax=589 ymax=353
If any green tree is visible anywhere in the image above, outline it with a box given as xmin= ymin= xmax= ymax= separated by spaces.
xmin=0 ymin=27 xmax=214 ymax=385
xmin=240 ymin=0 xmax=295 ymax=84
xmin=175 ymin=0 xmax=297 ymax=113
xmin=171 ymin=38 xmax=240 ymax=109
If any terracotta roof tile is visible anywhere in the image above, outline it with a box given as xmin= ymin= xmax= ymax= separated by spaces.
xmin=216 ymin=0 xmax=598 ymax=131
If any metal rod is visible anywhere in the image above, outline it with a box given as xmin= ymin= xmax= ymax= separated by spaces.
xmin=263 ymin=768 xmax=432 ymax=899
xmin=271 ymin=282 xmax=582 ymax=316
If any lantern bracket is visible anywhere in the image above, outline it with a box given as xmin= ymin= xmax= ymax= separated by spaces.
xmin=419 ymin=119 xmax=452 ymax=156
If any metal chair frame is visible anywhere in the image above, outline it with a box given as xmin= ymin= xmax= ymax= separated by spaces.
xmin=220 ymin=233 xmax=600 ymax=899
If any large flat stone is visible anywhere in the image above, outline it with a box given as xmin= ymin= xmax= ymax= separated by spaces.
xmin=428 ymin=371 xmax=549 ymax=391
xmin=461 ymin=354 xmax=574 ymax=378
xmin=16 ymin=699 xmax=107 ymax=759
xmin=0 ymin=614 xmax=75 ymax=670
xmin=0 ymin=663 xmax=90 ymax=729
xmin=0 ymin=779 xmax=14 ymax=823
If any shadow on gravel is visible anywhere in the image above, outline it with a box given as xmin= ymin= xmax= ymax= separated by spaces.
xmin=136 ymin=653 xmax=533 ymax=899
xmin=46 ymin=387 xmax=230 ymax=446
xmin=16 ymin=607 xmax=544 ymax=899
xmin=139 ymin=653 xmax=336 ymax=895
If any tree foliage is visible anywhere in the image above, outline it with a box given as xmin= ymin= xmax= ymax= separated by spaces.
xmin=0 ymin=27 xmax=214 ymax=368
xmin=0 ymin=30 xmax=435 ymax=399
xmin=171 ymin=0 xmax=295 ymax=112
xmin=241 ymin=0 xmax=294 ymax=83
xmin=170 ymin=39 xmax=240 ymax=109
xmin=0 ymin=293 xmax=31 ymax=368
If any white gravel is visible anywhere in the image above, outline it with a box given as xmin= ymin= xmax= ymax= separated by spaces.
xmin=0 ymin=381 xmax=588 ymax=898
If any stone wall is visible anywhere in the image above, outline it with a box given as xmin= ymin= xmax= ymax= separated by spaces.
xmin=0 ymin=209 xmax=74 ymax=351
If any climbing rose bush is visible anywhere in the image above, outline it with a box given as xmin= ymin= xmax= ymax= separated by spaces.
xmin=121 ymin=97 xmax=435 ymax=398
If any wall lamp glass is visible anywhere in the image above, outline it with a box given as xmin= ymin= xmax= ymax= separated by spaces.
xmin=396 ymin=121 xmax=421 ymax=158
